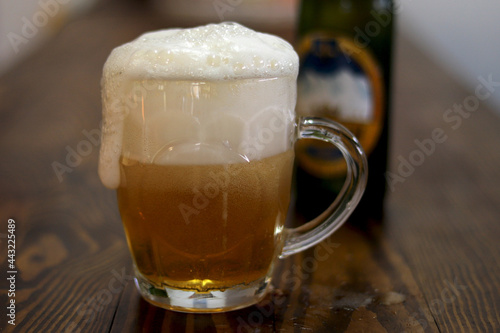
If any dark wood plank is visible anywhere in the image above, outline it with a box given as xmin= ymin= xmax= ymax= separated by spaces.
xmin=271 ymin=225 xmax=440 ymax=333
xmin=386 ymin=35 xmax=500 ymax=332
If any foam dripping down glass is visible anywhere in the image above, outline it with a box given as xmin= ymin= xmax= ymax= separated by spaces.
xmin=98 ymin=22 xmax=367 ymax=313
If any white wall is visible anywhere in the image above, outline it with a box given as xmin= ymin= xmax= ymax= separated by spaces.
xmin=398 ymin=0 xmax=500 ymax=114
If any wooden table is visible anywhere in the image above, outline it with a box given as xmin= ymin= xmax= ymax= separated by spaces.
xmin=1 ymin=1 xmax=499 ymax=332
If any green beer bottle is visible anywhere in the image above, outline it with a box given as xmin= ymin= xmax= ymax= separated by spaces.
xmin=294 ymin=0 xmax=395 ymax=224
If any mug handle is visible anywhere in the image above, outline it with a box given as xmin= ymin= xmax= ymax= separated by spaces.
xmin=280 ymin=117 xmax=368 ymax=258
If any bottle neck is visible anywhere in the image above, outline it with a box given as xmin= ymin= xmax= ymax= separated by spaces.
xmin=297 ymin=0 xmax=394 ymax=38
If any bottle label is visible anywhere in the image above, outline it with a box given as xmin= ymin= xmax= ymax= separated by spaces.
xmin=296 ymin=33 xmax=384 ymax=177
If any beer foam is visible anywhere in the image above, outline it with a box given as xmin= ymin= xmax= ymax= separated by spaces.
xmin=103 ymin=22 xmax=298 ymax=81
xmin=99 ymin=23 xmax=299 ymax=189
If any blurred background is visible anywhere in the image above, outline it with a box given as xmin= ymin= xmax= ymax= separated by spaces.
xmin=1 ymin=0 xmax=499 ymax=113
xmin=1 ymin=2 xmax=499 ymax=331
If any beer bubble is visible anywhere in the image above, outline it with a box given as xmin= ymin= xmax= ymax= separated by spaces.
xmin=253 ymin=55 xmax=264 ymax=68
xmin=207 ymin=54 xmax=221 ymax=67
xmin=269 ymin=59 xmax=278 ymax=70
xmin=233 ymin=62 xmax=247 ymax=75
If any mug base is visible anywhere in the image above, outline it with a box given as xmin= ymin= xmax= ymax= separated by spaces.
xmin=134 ymin=271 xmax=271 ymax=313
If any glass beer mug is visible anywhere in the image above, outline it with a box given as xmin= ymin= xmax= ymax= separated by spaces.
xmin=99 ymin=23 xmax=367 ymax=312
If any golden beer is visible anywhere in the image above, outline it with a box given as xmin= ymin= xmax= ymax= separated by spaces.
xmin=100 ymin=67 xmax=297 ymax=310
xmin=117 ymin=150 xmax=294 ymax=292
xmin=99 ymin=22 xmax=367 ymax=312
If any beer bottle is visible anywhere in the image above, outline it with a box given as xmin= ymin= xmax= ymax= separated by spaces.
xmin=294 ymin=0 xmax=395 ymax=224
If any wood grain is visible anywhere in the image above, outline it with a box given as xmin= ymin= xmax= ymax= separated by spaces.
xmin=0 ymin=0 xmax=499 ymax=332
xmin=387 ymin=38 xmax=500 ymax=333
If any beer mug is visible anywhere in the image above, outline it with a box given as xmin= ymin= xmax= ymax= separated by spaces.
xmin=99 ymin=23 xmax=367 ymax=312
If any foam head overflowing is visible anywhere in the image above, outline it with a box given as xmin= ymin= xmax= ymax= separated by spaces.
xmin=99 ymin=22 xmax=299 ymax=189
